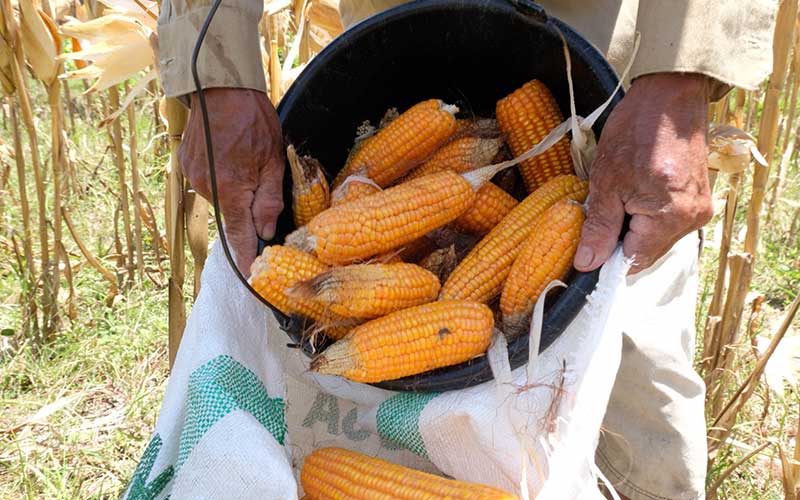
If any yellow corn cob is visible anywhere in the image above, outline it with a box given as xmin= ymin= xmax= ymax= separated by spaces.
xmin=289 ymin=262 xmax=440 ymax=319
xmin=311 ymin=300 xmax=494 ymax=383
xmin=454 ymin=182 xmax=518 ymax=236
xmin=296 ymin=170 xmax=476 ymax=265
xmin=250 ymin=246 xmax=352 ymax=339
xmin=500 ymin=200 xmax=584 ymax=339
xmin=288 ymin=145 xmax=331 ymax=227
xmin=404 ymin=136 xmax=503 ymax=181
xmin=440 ymin=175 xmax=588 ymax=303
xmin=301 ymin=447 xmax=520 ymax=500
xmin=330 ymin=175 xmax=381 ymax=206
xmin=496 ymin=80 xmax=573 ymax=193
xmin=333 ymin=99 xmax=459 ymax=188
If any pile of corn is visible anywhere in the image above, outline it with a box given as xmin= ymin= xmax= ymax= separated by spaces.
xmin=251 ymin=80 xmax=587 ymax=385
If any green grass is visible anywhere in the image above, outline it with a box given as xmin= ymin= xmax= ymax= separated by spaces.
xmin=0 ymin=79 xmax=798 ymax=499
xmin=0 ymin=78 xmax=181 ymax=499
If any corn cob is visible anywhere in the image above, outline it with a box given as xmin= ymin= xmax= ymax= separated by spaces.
xmin=333 ymin=99 xmax=459 ymax=188
xmin=301 ymin=447 xmax=519 ymax=500
xmin=293 ymin=170 xmax=476 ymax=265
xmin=250 ymin=246 xmax=352 ymax=339
xmin=404 ymin=136 xmax=503 ymax=181
xmin=311 ymin=300 xmax=494 ymax=383
xmin=496 ymin=80 xmax=573 ymax=193
xmin=500 ymin=200 xmax=584 ymax=339
xmin=440 ymin=175 xmax=587 ymax=303
xmin=330 ymin=175 xmax=381 ymax=206
xmin=289 ymin=262 xmax=440 ymax=319
xmin=288 ymin=145 xmax=331 ymax=227
xmin=454 ymin=182 xmax=518 ymax=236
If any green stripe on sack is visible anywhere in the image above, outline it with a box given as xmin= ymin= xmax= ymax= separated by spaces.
xmin=376 ymin=392 xmax=439 ymax=458
xmin=176 ymin=355 xmax=287 ymax=469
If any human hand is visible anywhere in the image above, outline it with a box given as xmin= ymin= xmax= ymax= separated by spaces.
xmin=573 ymin=73 xmax=713 ymax=274
xmin=180 ymin=88 xmax=285 ymax=275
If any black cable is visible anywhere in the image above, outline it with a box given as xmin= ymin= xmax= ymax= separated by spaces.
xmin=191 ymin=0 xmax=290 ymax=325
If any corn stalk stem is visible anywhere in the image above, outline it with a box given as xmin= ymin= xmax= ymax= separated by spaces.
xmin=744 ymin=0 xmax=799 ymax=255
xmin=702 ymin=172 xmax=743 ymax=377
xmin=9 ymin=98 xmax=38 ymax=336
xmin=4 ymin=2 xmax=54 ymax=341
xmin=768 ymin=38 xmax=800 ymax=222
xmin=707 ymin=252 xmax=754 ymax=416
xmin=108 ymin=85 xmax=135 ymax=283
xmin=47 ymin=80 xmax=65 ymax=337
xmin=165 ymin=97 xmax=188 ymax=369
xmin=125 ymin=82 xmax=145 ymax=282
xmin=268 ymin=15 xmax=282 ymax=104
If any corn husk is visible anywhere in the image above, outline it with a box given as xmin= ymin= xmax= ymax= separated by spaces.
xmin=59 ymin=14 xmax=153 ymax=93
xmin=707 ymin=124 xmax=767 ymax=175
xmin=20 ymin=0 xmax=61 ymax=84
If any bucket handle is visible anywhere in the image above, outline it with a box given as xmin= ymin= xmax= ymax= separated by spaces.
xmin=507 ymin=0 xmax=548 ymax=23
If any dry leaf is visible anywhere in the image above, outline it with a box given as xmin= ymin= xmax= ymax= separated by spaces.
xmin=59 ymin=14 xmax=154 ymax=93
xmin=20 ymin=0 xmax=61 ymax=84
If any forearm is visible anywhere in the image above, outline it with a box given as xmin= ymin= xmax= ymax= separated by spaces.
xmin=157 ymin=0 xmax=266 ymax=98
xmin=633 ymin=0 xmax=776 ymax=100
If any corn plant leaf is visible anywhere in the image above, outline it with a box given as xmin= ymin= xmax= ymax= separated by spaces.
xmin=59 ymin=14 xmax=153 ymax=94
xmin=98 ymin=67 xmax=156 ymax=127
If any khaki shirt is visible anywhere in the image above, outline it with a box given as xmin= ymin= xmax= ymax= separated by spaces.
xmin=157 ymin=0 xmax=776 ymax=101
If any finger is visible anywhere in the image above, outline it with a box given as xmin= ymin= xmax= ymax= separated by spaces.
xmin=221 ymin=190 xmax=258 ymax=276
xmin=252 ymin=155 xmax=285 ymax=240
xmin=574 ymin=188 xmax=625 ymax=272
xmin=623 ymin=214 xmax=676 ymax=274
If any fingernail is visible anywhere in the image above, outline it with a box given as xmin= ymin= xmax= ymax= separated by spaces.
xmin=574 ymin=245 xmax=594 ymax=269
xmin=261 ymin=221 xmax=277 ymax=240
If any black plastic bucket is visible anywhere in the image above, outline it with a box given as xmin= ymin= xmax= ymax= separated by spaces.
xmin=268 ymin=0 xmax=622 ymax=392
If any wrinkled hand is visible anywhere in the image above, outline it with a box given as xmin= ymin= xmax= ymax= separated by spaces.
xmin=573 ymin=73 xmax=713 ymax=275
xmin=180 ymin=88 xmax=285 ymax=275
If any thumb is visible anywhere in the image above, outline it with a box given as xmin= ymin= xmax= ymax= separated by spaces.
xmin=574 ymin=187 xmax=625 ymax=272
xmin=252 ymin=155 xmax=285 ymax=241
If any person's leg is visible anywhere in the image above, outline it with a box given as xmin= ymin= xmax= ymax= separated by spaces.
xmin=596 ymin=232 xmax=707 ymax=500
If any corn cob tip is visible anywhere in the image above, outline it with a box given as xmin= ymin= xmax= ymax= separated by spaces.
xmin=310 ymin=338 xmax=358 ymax=375
xmin=501 ymin=314 xmax=528 ymax=340
xmin=285 ymin=226 xmax=316 ymax=253
xmin=249 ymin=251 xmax=270 ymax=280
xmin=379 ymin=107 xmax=400 ymax=128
